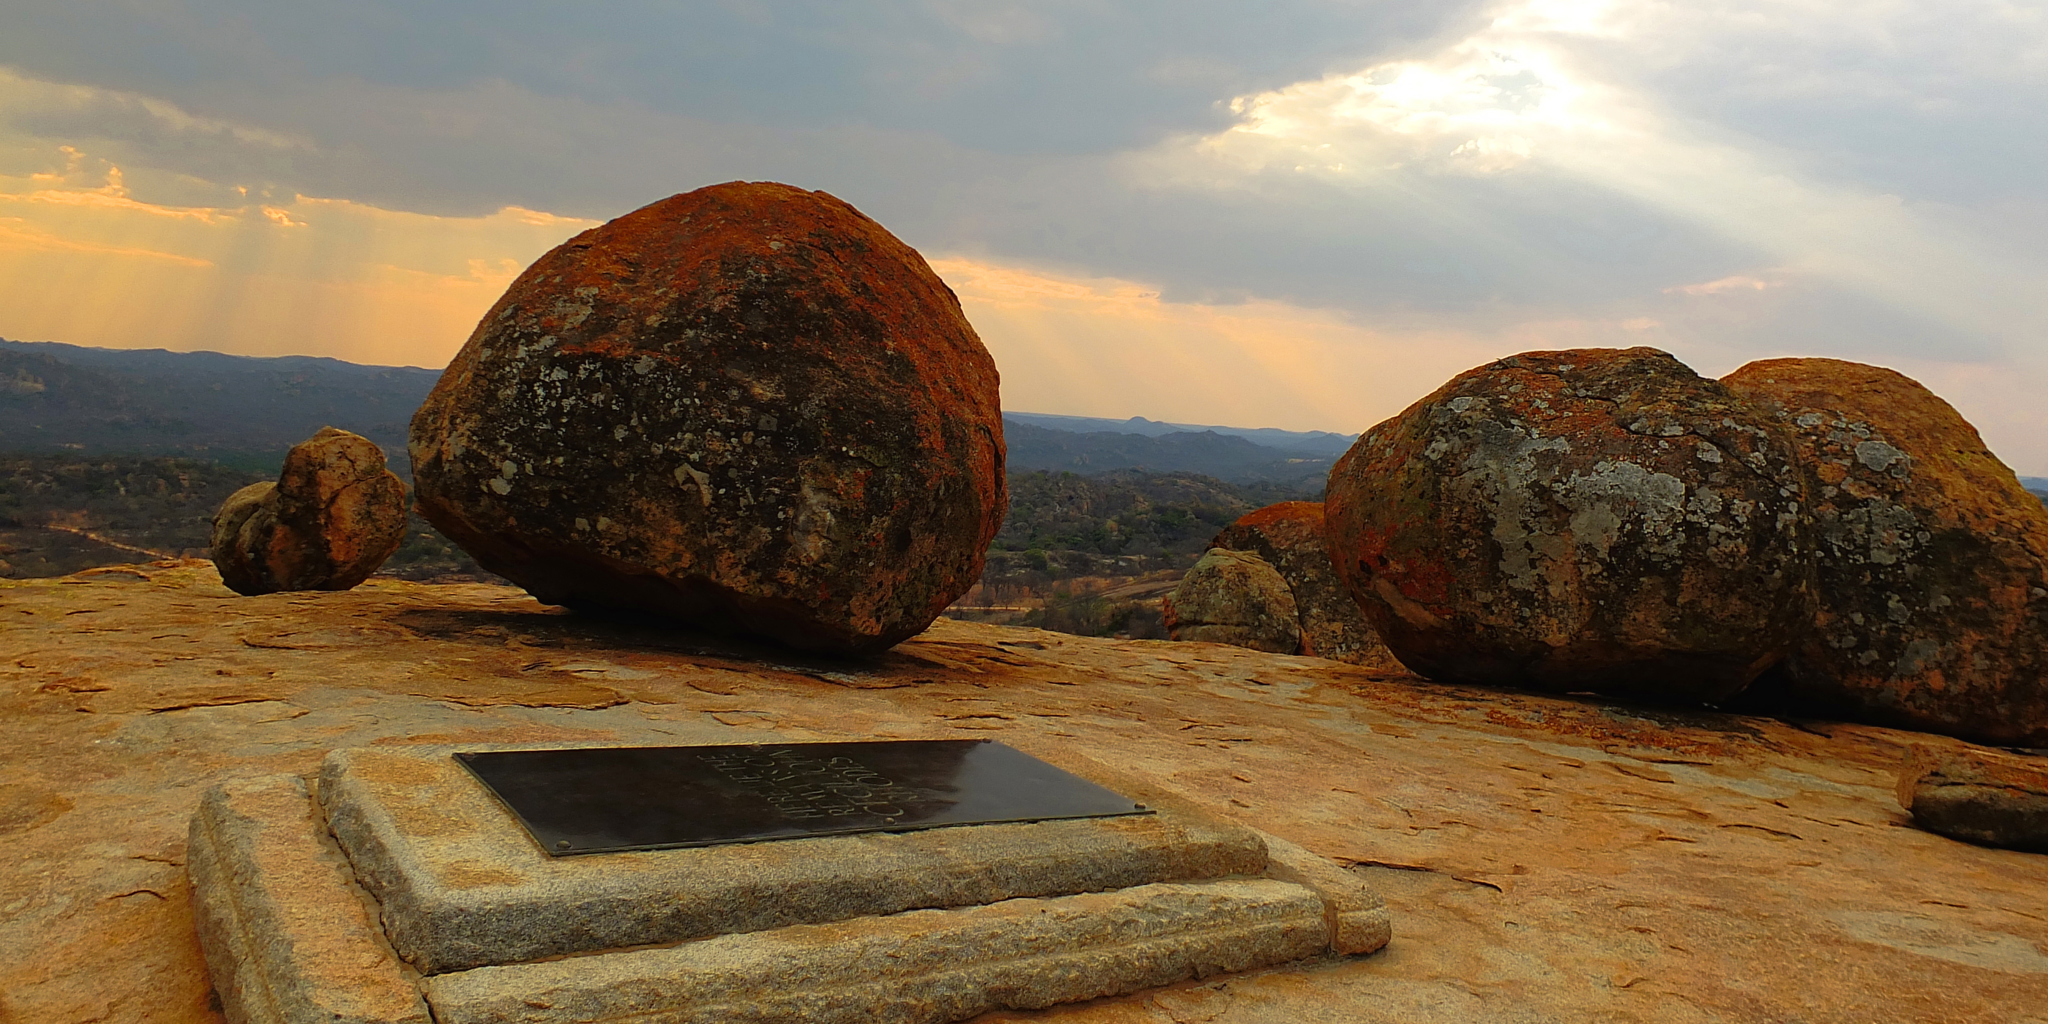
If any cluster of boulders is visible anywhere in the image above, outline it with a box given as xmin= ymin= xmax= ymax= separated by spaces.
xmin=1318 ymin=347 xmax=2048 ymax=749
xmin=190 ymin=182 xmax=2047 ymax=851
xmin=1153 ymin=347 xmax=2048 ymax=849
xmin=1165 ymin=502 xmax=1402 ymax=671
xmin=211 ymin=182 xmax=1005 ymax=658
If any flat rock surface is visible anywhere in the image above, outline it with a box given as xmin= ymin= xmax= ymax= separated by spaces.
xmin=4 ymin=561 xmax=2047 ymax=1024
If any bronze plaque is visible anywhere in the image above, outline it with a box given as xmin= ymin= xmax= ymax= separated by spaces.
xmin=454 ymin=740 xmax=1151 ymax=856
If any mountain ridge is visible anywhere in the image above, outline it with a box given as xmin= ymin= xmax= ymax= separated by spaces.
xmin=0 ymin=338 xmax=1340 ymax=485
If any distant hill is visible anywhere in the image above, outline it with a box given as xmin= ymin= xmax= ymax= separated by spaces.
xmin=1002 ymin=420 xmax=1338 ymax=489
xmin=950 ymin=469 xmax=1319 ymax=639
xmin=0 ymin=338 xmax=1348 ymax=486
xmin=1003 ymin=412 xmax=1355 ymax=455
xmin=0 ymin=339 xmax=439 ymax=472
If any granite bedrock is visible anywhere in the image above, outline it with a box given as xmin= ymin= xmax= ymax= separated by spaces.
xmin=5 ymin=561 xmax=2048 ymax=1023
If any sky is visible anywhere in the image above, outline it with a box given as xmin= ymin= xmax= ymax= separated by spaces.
xmin=2 ymin=1 xmax=2046 ymax=469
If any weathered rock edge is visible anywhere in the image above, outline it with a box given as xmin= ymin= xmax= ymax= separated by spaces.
xmin=186 ymin=776 xmax=431 ymax=1024
xmin=317 ymin=744 xmax=1273 ymax=974
xmin=421 ymin=880 xmax=1329 ymax=1024
xmin=1898 ymin=746 xmax=2048 ymax=853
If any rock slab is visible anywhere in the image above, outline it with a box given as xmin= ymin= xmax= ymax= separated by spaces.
xmin=187 ymin=776 xmax=431 ymax=1024
xmin=421 ymin=880 xmax=1329 ymax=1024
xmin=1163 ymin=548 xmax=1301 ymax=654
xmin=1325 ymin=347 xmax=1814 ymax=702
xmin=409 ymin=181 xmax=1005 ymax=654
xmin=1211 ymin=501 xmax=1402 ymax=669
xmin=209 ymin=428 xmax=407 ymax=595
xmin=188 ymin=757 xmax=1377 ymax=1024
xmin=317 ymin=744 xmax=1271 ymax=974
xmin=1898 ymin=745 xmax=2048 ymax=853
xmin=1725 ymin=358 xmax=2048 ymax=745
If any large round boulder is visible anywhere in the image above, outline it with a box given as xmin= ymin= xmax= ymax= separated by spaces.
xmin=1324 ymin=347 xmax=1813 ymax=701
xmin=210 ymin=427 xmax=408 ymax=595
xmin=1212 ymin=502 xmax=1402 ymax=670
xmin=409 ymin=182 xmax=1005 ymax=654
xmin=1724 ymin=358 xmax=2048 ymax=744
xmin=1163 ymin=548 xmax=1301 ymax=654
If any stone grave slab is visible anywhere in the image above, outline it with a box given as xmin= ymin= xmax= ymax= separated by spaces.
xmin=319 ymin=742 xmax=1272 ymax=973
xmin=190 ymin=741 xmax=1391 ymax=1024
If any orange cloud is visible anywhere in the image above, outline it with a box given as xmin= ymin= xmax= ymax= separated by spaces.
xmin=0 ymin=147 xmax=597 ymax=367
xmin=931 ymin=257 xmax=1522 ymax=433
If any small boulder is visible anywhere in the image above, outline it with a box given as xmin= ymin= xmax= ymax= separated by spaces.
xmin=1898 ymin=746 xmax=2048 ymax=853
xmin=409 ymin=182 xmax=1005 ymax=654
xmin=210 ymin=428 xmax=408 ymax=595
xmin=1163 ymin=548 xmax=1302 ymax=654
xmin=1212 ymin=502 xmax=1402 ymax=669
xmin=1724 ymin=358 xmax=2048 ymax=745
xmin=1324 ymin=347 xmax=1813 ymax=702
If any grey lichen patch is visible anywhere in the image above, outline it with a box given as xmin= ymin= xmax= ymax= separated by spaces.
xmin=1855 ymin=440 xmax=1910 ymax=474
xmin=1561 ymin=460 xmax=1687 ymax=561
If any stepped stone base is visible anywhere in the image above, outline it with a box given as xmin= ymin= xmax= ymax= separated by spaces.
xmin=424 ymin=880 xmax=1328 ymax=1024
xmin=189 ymin=745 xmax=1390 ymax=1024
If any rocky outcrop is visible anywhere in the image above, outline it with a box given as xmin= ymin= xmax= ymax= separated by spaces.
xmin=208 ymin=427 xmax=406 ymax=595
xmin=1898 ymin=746 xmax=2048 ymax=853
xmin=409 ymin=182 xmax=1006 ymax=654
xmin=10 ymin=564 xmax=2048 ymax=1024
xmin=1210 ymin=502 xmax=1401 ymax=669
xmin=1163 ymin=548 xmax=1301 ymax=654
xmin=1324 ymin=348 xmax=1814 ymax=702
xmin=1724 ymin=359 xmax=2048 ymax=745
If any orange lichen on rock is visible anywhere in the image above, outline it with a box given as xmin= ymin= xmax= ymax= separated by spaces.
xmin=1324 ymin=347 xmax=1814 ymax=702
xmin=1725 ymin=358 xmax=2048 ymax=744
xmin=409 ymin=182 xmax=1005 ymax=654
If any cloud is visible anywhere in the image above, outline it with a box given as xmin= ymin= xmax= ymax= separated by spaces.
xmin=0 ymin=144 xmax=596 ymax=366
xmin=1665 ymin=274 xmax=1777 ymax=296
xmin=934 ymin=255 xmax=1666 ymax=434
xmin=1 ymin=1 xmax=2046 ymax=469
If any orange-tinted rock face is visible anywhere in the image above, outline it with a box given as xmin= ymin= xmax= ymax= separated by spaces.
xmin=1325 ymin=348 xmax=1813 ymax=701
xmin=1724 ymin=358 xmax=2048 ymax=744
xmin=209 ymin=427 xmax=407 ymax=595
xmin=409 ymin=182 xmax=1005 ymax=654
xmin=1213 ymin=502 xmax=1400 ymax=669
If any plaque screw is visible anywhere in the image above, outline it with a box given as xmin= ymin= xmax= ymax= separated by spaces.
xmin=555 ymin=841 xmax=571 ymax=850
xmin=1133 ymin=804 xmax=1147 ymax=810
